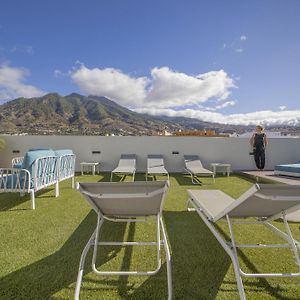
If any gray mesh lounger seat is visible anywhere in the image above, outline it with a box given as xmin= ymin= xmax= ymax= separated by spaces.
xmin=147 ymin=154 xmax=169 ymax=181
xmin=184 ymin=155 xmax=215 ymax=184
xmin=187 ymin=184 xmax=300 ymax=300
xmin=75 ymin=181 xmax=172 ymax=300
xmin=110 ymin=154 xmax=136 ymax=181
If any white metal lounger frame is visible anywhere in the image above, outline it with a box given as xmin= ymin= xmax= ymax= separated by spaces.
xmin=75 ymin=183 xmax=172 ymax=300
xmin=110 ymin=155 xmax=137 ymax=182
xmin=184 ymin=155 xmax=215 ymax=185
xmin=146 ymin=155 xmax=170 ymax=182
xmin=110 ymin=169 xmax=136 ymax=182
xmin=11 ymin=156 xmax=24 ymax=168
xmin=187 ymin=185 xmax=300 ymax=300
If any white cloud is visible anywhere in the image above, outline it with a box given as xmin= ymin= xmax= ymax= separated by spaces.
xmin=200 ymin=100 xmax=236 ymax=111
xmin=70 ymin=64 xmax=300 ymax=126
xmin=235 ymin=48 xmax=243 ymax=53
xmin=71 ymin=65 xmax=235 ymax=109
xmin=10 ymin=45 xmax=34 ymax=55
xmin=145 ymin=67 xmax=235 ymax=108
xmin=54 ymin=69 xmax=63 ymax=77
xmin=0 ymin=64 xmax=45 ymax=102
xmin=71 ymin=66 xmax=149 ymax=107
xmin=223 ymin=35 xmax=247 ymax=53
xmin=133 ymin=107 xmax=300 ymax=126
xmin=279 ymin=105 xmax=287 ymax=110
xmin=54 ymin=69 xmax=70 ymax=78
xmin=215 ymin=100 xmax=236 ymax=110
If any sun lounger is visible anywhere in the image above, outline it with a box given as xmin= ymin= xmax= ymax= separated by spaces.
xmin=147 ymin=154 xmax=169 ymax=181
xmin=184 ymin=155 xmax=215 ymax=184
xmin=75 ymin=181 xmax=172 ymax=300
xmin=187 ymin=184 xmax=300 ymax=300
xmin=110 ymin=154 xmax=136 ymax=181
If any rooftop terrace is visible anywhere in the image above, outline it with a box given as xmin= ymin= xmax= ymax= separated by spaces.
xmin=1 ymin=173 xmax=300 ymax=299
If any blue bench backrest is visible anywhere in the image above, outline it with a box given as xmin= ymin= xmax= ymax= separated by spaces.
xmin=22 ymin=149 xmax=58 ymax=187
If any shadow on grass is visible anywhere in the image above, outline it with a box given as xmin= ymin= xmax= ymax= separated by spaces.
xmin=110 ymin=174 xmax=132 ymax=182
xmin=83 ymin=211 xmax=232 ymax=299
xmin=173 ymin=173 xmax=214 ymax=186
xmin=0 ymin=187 xmax=57 ymax=211
xmin=0 ymin=209 xmax=232 ymax=299
xmin=215 ymin=224 xmax=298 ymax=300
xmin=163 ymin=211 xmax=231 ymax=299
xmin=0 ymin=211 xmax=127 ymax=300
xmin=125 ymin=211 xmax=299 ymax=299
xmin=174 ymin=173 xmax=257 ymax=187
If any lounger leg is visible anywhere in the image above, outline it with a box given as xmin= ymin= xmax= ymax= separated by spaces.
xmin=191 ymin=173 xmax=195 ymax=184
xmin=30 ymin=190 xmax=35 ymax=210
xmin=186 ymin=197 xmax=196 ymax=212
xmin=92 ymin=214 xmax=105 ymax=274
xmin=156 ymin=215 xmax=162 ymax=267
xmin=74 ymin=230 xmax=97 ymax=300
xmin=192 ymin=202 xmax=246 ymax=299
xmin=160 ymin=216 xmax=172 ymax=300
xmin=226 ymin=216 xmax=246 ymax=300
xmin=55 ymin=181 xmax=59 ymax=197
xmin=282 ymin=214 xmax=300 ymax=268
xmin=190 ymin=172 xmax=201 ymax=185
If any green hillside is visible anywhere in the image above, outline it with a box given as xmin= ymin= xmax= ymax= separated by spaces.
xmin=0 ymin=93 xmax=183 ymax=135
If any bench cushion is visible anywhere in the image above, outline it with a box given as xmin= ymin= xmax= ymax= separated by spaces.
xmin=275 ymin=164 xmax=300 ymax=174
xmin=55 ymin=149 xmax=74 ymax=156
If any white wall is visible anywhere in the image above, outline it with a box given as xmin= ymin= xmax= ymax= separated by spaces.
xmin=0 ymin=135 xmax=299 ymax=172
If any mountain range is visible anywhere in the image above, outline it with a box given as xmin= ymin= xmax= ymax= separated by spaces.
xmin=0 ymin=93 xmax=279 ymax=135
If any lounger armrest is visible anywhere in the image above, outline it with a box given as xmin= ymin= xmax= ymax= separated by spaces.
xmin=0 ymin=168 xmax=31 ymax=192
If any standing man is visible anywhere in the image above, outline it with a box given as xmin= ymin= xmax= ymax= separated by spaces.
xmin=250 ymin=125 xmax=268 ymax=170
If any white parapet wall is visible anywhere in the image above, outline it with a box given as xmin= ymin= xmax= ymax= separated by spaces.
xmin=0 ymin=135 xmax=299 ymax=172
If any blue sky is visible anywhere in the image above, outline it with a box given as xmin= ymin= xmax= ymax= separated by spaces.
xmin=0 ymin=0 xmax=300 ymax=125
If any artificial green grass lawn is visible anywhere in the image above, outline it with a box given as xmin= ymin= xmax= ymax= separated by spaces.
xmin=0 ymin=173 xmax=299 ymax=300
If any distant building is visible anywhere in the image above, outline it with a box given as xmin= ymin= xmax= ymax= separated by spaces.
xmin=173 ymin=130 xmax=229 ymax=137
xmin=158 ymin=130 xmax=172 ymax=136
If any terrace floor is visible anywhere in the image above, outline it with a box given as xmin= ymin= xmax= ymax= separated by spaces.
xmin=0 ymin=173 xmax=299 ymax=300
xmin=241 ymin=170 xmax=300 ymax=185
